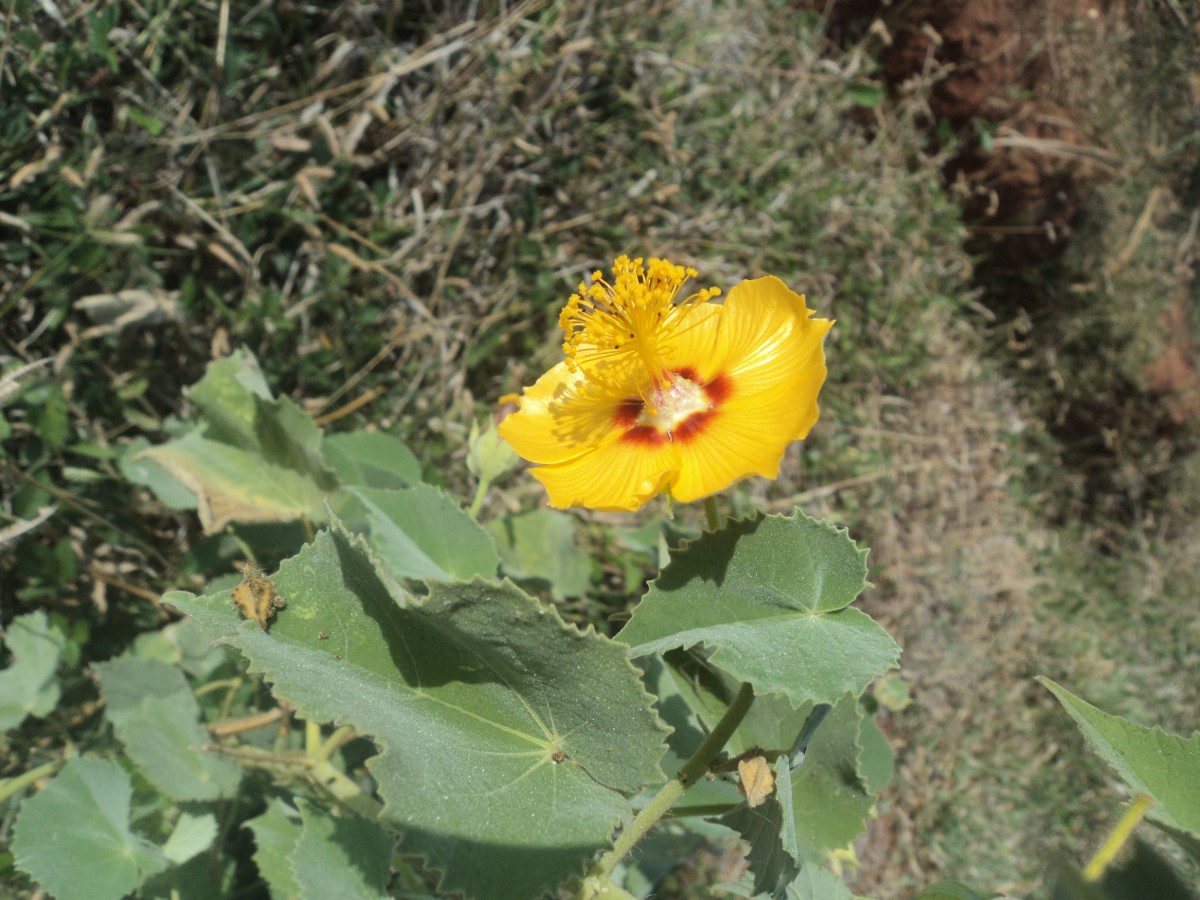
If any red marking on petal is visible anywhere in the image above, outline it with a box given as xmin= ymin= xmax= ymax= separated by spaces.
xmin=673 ymin=409 xmax=716 ymax=442
xmin=614 ymin=371 xmax=732 ymax=448
xmin=704 ymin=371 xmax=732 ymax=404
xmin=617 ymin=409 xmax=720 ymax=447
xmin=622 ymin=425 xmax=665 ymax=446
xmin=613 ymin=398 xmax=644 ymax=428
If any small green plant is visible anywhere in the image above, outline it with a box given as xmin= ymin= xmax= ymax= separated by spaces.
xmin=5 ymin=344 xmax=898 ymax=899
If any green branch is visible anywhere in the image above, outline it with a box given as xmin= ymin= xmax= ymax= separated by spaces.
xmin=579 ymin=681 xmax=756 ymax=898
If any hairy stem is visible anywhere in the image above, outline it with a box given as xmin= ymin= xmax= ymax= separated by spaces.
xmin=468 ymin=476 xmax=489 ymax=519
xmin=1083 ymin=793 xmax=1154 ymax=882
xmin=0 ymin=761 xmax=64 ymax=805
xmin=580 ymin=682 xmax=756 ymax=897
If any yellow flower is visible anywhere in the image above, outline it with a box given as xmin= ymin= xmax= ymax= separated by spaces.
xmin=498 ymin=256 xmax=833 ymax=511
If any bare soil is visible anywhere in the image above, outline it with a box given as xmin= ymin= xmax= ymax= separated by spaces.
xmin=819 ymin=0 xmax=1115 ymax=269
xmin=812 ymin=0 xmax=1200 ymax=511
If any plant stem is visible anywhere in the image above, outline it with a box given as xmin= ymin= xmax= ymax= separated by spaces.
xmin=468 ymin=476 xmax=489 ymax=519
xmin=580 ymin=682 xmax=756 ymax=896
xmin=788 ymin=701 xmax=831 ymax=769
xmin=663 ymin=802 xmax=740 ymax=818
xmin=1082 ymin=793 xmax=1154 ymax=882
xmin=304 ymin=718 xmax=322 ymax=756
xmin=0 ymin=760 xmax=64 ymax=805
xmin=310 ymin=759 xmax=384 ymax=820
xmin=194 ymin=677 xmax=244 ymax=697
xmin=314 ymin=724 xmax=356 ymax=764
xmin=703 ymin=496 xmax=719 ymax=531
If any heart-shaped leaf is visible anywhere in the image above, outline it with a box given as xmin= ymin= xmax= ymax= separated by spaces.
xmin=0 ymin=611 xmax=66 ymax=730
xmin=129 ymin=349 xmax=336 ymax=533
xmin=345 ymin=484 xmax=499 ymax=581
xmin=167 ymin=520 xmax=667 ymax=900
xmin=95 ymin=656 xmax=242 ymax=802
xmin=12 ymin=757 xmax=167 ymax=900
xmin=619 ymin=511 xmax=899 ymax=706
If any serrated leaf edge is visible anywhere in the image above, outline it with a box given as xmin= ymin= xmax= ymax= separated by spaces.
xmin=1037 ymin=675 xmax=1200 ymax=835
xmin=645 ymin=508 xmax=872 ymax=599
xmin=173 ymin=517 xmax=669 ymax=900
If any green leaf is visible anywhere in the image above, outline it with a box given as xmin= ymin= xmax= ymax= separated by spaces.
xmin=12 ymin=757 xmax=167 ymax=900
xmin=184 ymin=347 xmax=273 ymax=439
xmin=1038 ymin=677 xmax=1200 ymax=837
xmin=487 ymin=508 xmax=591 ymax=600
xmin=752 ymin=694 xmax=876 ymax=853
xmin=639 ymin=654 xmax=710 ymax=765
xmin=167 ymin=521 xmax=668 ymax=900
xmin=95 ymin=657 xmax=242 ymax=802
xmin=0 ymin=611 xmax=66 ymax=730
xmin=139 ymin=433 xmax=330 ymax=534
xmin=290 ymin=798 xmax=394 ymax=900
xmin=783 ymin=867 xmax=860 ymax=899
xmin=715 ymin=865 xmax=858 ymax=899
xmin=619 ymin=511 xmax=899 ymax=706
xmin=346 ymin=484 xmax=499 ymax=581
xmin=131 ymin=350 xmax=336 ymax=534
xmin=161 ymin=812 xmax=219 ymax=864
xmin=322 ymin=431 xmax=421 ymax=489
xmin=857 ymin=711 xmax=895 ymax=796
xmin=246 ymin=798 xmax=303 ymax=900
xmin=118 ymin=442 xmax=200 ymax=510
xmin=130 ymin=619 xmax=230 ymax=680
xmin=848 ymin=82 xmax=885 ymax=109
xmin=661 ymin=654 xmax=881 ymax=855
xmin=29 ymin=384 xmax=69 ymax=448
xmin=140 ymin=853 xmax=237 ymax=900
xmin=714 ymin=756 xmax=800 ymax=898
xmin=125 ymin=105 xmax=164 ymax=136
xmin=918 ymin=881 xmax=993 ymax=900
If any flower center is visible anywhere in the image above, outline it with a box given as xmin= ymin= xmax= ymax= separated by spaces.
xmin=639 ymin=374 xmax=709 ymax=432
xmin=558 ymin=255 xmax=720 ymax=380
xmin=614 ymin=369 xmax=732 ymax=446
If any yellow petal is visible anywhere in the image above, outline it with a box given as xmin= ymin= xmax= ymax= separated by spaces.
xmin=658 ymin=302 xmax=723 ymax=378
xmin=530 ymin=438 xmax=679 ymax=511
xmin=666 ymin=279 xmax=831 ymax=501
xmin=714 ymin=276 xmax=833 ymax=398
xmin=669 ymin=385 xmax=806 ymax=500
xmin=497 ymin=358 xmax=634 ymax=465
